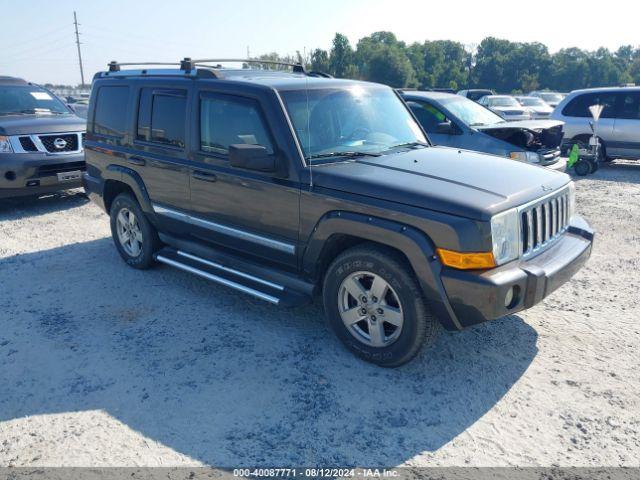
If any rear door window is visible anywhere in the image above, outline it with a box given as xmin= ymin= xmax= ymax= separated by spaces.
xmin=137 ymin=88 xmax=187 ymax=148
xmin=93 ymin=86 xmax=129 ymax=137
xmin=562 ymin=92 xmax=617 ymax=118
xmin=199 ymin=93 xmax=274 ymax=156
xmin=616 ymin=92 xmax=640 ymax=120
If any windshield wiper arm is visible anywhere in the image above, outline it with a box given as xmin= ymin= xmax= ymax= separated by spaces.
xmin=388 ymin=141 xmax=429 ymax=150
xmin=307 ymin=151 xmax=382 ymax=160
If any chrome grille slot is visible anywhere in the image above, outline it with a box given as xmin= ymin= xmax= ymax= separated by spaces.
xmin=519 ymin=187 xmax=571 ymax=258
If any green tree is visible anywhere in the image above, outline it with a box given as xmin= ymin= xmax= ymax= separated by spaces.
xmin=309 ymin=48 xmax=330 ymax=73
xmin=354 ymin=32 xmax=415 ymax=87
xmin=329 ymin=33 xmax=356 ymax=78
xmin=366 ymin=45 xmax=415 ymax=87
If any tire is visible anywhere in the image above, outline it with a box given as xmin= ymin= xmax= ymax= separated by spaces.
xmin=109 ymin=193 xmax=160 ymax=269
xmin=322 ymin=243 xmax=440 ymax=367
xmin=574 ymin=159 xmax=591 ymax=176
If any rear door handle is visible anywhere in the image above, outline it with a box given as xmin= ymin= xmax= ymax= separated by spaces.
xmin=128 ymin=157 xmax=146 ymax=166
xmin=192 ymin=171 xmax=217 ymax=182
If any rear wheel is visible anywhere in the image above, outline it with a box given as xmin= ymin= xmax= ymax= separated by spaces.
xmin=109 ymin=193 xmax=160 ymax=269
xmin=322 ymin=244 xmax=440 ymax=367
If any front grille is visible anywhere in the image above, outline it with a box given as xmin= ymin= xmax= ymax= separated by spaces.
xmin=520 ymin=188 xmax=571 ymax=257
xmin=37 ymin=161 xmax=86 ymax=176
xmin=505 ymin=110 xmax=525 ymax=115
xmin=38 ymin=133 xmax=79 ymax=153
xmin=19 ymin=136 xmax=38 ymax=151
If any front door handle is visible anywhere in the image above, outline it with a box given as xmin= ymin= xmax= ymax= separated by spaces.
xmin=192 ymin=171 xmax=217 ymax=182
xmin=128 ymin=156 xmax=146 ymax=166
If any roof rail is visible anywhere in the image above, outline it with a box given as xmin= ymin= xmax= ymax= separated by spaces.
xmin=192 ymin=58 xmax=307 ymax=74
xmin=102 ymin=58 xmax=333 ymax=80
xmin=108 ymin=60 xmax=185 ymax=72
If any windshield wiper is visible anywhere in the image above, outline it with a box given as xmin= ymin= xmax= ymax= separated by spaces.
xmin=307 ymin=151 xmax=382 ymax=160
xmin=387 ymin=141 xmax=429 ymax=150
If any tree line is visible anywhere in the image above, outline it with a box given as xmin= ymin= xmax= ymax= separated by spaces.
xmin=255 ymin=32 xmax=640 ymax=93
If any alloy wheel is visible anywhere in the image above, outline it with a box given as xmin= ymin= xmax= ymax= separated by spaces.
xmin=116 ymin=207 xmax=143 ymax=257
xmin=337 ymin=271 xmax=404 ymax=347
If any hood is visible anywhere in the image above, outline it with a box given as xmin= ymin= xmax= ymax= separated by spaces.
xmin=476 ymin=119 xmax=563 ymax=132
xmin=527 ymin=106 xmax=553 ymax=114
xmin=476 ymin=120 xmax=564 ymax=153
xmin=0 ymin=114 xmax=86 ymax=136
xmin=491 ymin=106 xmax=524 ymax=112
xmin=312 ymin=147 xmax=569 ymax=221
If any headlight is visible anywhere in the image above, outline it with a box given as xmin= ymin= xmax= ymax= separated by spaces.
xmin=567 ymin=181 xmax=576 ymax=219
xmin=509 ymin=151 xmax=540 ymax=163
xmin=0 ymin=136 xmax=13 ymax=153
xmin=491 ymin=208 xmax=521 ymax=266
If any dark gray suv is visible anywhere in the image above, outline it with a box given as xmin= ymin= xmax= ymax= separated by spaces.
xmin=0 ymin=76 xmax=85 ymax=199
xmin=83 ymin=59 xmax=594 ymax=367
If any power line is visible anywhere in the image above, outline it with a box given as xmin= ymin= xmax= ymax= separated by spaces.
xmin=73 ymin=11 xmax=85 ymax=87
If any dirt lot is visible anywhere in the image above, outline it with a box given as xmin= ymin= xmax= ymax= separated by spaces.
xmin=0 ymin=161 xmax=639 ymax=468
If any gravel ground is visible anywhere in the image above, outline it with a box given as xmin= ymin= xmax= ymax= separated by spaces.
xmin=0 ymin=161 xmax=639 ymax=468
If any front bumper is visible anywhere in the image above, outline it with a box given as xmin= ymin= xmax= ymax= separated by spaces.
xmin=440 ymin=215 xmax=594 ymax=328
xmin=541 ymin=156 xmax=567 ymax=172
xmin=0 ymin=151 xmax=85 ymax=199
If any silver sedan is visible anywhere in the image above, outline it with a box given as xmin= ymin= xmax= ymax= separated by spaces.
xmin=515 ymin=96 xmax=554 ymax=119
xmin=478 ymin=95 xmax=532 ymax=121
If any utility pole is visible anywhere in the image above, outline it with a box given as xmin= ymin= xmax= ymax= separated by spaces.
xmin=73 ymin=11 xmax=85 ymax=87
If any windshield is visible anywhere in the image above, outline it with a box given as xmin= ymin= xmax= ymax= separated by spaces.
xmin=0 ymin=85 xmax=69 ymax=116
xmin=488 ymin=96 xmax=520 ymax=107
xmin=540 ymin=93 xmax=562 ymax=103
xmin=440 ymin=95 xmax=504 ymax=127
xmin=519 ymin=97 xmax=546 ymax=106
xmin=280 ymin=85 xmax=427 ymax=161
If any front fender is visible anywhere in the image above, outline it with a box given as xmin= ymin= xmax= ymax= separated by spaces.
xmin=303 ymin=211 xmax=463 ymax=331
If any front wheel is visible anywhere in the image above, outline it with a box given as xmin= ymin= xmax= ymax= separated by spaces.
xmin=109 ymin=193 xmax=160 ymax=269
xmin=322 ymin=244 xmax=440 ymax=367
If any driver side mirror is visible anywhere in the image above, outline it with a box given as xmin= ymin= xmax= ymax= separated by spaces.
xmin=229 ymin=144 xmax=276 ymax=172
xmin=436 ymin=121 xmax=454 ymax=134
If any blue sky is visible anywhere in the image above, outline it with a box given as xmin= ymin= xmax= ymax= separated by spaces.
xmin=1 ymin=0 xmax=636 ymax=85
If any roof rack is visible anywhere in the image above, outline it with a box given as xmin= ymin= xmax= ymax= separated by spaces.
xmin=191 ymin=58 xmax=307 ymax=74
xmin=102 ymin=58 xmax=332 ymax=79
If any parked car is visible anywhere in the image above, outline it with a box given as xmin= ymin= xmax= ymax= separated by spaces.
xmin=478 ymin=95 xmax=532 ymax=121
xmin=515 ymin=96 xmax=554 ymax=119
xmin=401 ymin=91 xmax=566 ymax=171
xmin=83 ymin=59 xmax=593 ymax=367
xmin=552 ymin=86 xmax=640 ymax=161
xmin=67 ymin=102 xmax=88 ymax=119
xmin=0 ymin=76 xmax=85 ymax=199
xmin=66 ymin=96 xmax=89 ymax=119
xmin=529 ymin=91 xmax=564 ymax=108
xmin=457 ymin=89 xmax=495 ymax=102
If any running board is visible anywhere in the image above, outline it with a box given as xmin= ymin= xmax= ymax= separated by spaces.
xmin=154 ymin=248 xmax=310 ymax=307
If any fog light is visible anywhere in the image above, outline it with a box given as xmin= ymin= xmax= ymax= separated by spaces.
xmin=504 ymin=285 xmax=521 ymax=309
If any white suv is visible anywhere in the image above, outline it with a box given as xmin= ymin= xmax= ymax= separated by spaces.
xmin=551 ymin=87 xmax=640 ymax=161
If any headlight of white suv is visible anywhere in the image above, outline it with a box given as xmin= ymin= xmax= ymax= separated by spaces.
xmin=509 ymin=151 xmax=540 ymax=163
xmin=491 ymin=208 xmax=521 ymax=266
xmin=0 ymin=136 xmax=13 ymax=153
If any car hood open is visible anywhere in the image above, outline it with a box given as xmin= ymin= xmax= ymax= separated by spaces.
xmin=311 ymin=146 xmax=569 ymax=221
xmin=476 ymin=119 xmax=563 ymax=132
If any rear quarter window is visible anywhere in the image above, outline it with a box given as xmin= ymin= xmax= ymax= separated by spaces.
xmin=93 ymin=86 xmax=130 ymax=137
